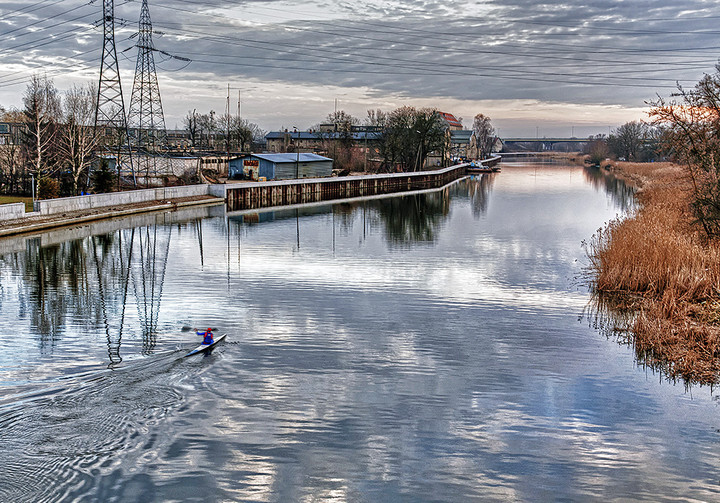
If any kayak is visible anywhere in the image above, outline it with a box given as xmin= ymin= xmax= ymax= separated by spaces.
xmin=185 ymin=334 xmax=227 ymax=357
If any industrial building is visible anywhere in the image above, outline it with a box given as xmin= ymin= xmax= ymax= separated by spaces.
xmin=229 ymin=153 xmax=333 ymax=180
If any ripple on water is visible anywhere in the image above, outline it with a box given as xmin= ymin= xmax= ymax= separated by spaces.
xmin=0 ymin=351 xmax=198 ymax=502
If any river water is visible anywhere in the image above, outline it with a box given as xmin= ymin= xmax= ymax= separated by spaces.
xmin=0 ymin=162 xmax=718 ymax=502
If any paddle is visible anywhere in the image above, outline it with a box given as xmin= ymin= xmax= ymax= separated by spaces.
xmin=191 ymin=327 xmax=218 ymax=336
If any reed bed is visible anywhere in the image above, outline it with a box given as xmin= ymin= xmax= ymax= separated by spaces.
xmin=587 ymin=161 xmax=720 ymax=384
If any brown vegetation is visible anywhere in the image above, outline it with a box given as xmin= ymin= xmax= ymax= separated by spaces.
xmin=587 ymin=161 xmax=720 ymax=384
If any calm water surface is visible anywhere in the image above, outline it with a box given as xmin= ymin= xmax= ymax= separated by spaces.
xmin=0 ymin=163 xmax=718 ymax=502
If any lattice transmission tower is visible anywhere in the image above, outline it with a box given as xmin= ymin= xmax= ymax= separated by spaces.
xmin=95 ymin=0 xmax=135 ymax=184
xmin=128 ymin=0 xmax=167 ymax=150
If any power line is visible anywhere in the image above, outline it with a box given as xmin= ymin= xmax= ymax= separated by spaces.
xmin=0 ymin=1 xmax=93 ymax=38
xmin=0 ymin=0 xmax=66 ymax=23
xmin=151 ymin=23 xmax=702 ymax=86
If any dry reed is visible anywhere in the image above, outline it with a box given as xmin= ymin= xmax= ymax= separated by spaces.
xmin=587 ymin=161 xmax=720 ymax=384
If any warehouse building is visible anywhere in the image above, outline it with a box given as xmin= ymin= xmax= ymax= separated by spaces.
xmin=229 ymin=153 xmax=333 ymax=180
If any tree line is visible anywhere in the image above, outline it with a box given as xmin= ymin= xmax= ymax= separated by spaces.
xmin=585 ymin=121 xmax=663 ymax=166
xmin=0 ymin=75 xmax=102 ymax=198
xmin=304 ymin=108 xmax=496 ymax=173
xmin=1 ymin=74 xmax=497 ymax=198
xmin=0 ymin=75 xmax=268 ymax=199
xmin=582 ymin=64 xmax=720 ymax=239
xmin=182 ymin=109 xmax=265 ymax=152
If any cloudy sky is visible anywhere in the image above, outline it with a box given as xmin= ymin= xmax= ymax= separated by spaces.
xmin=1 ymin=0 xmax=719 ymax=137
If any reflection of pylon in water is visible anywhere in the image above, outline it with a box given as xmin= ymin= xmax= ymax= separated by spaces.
xmin=91 ymin=230 xmax=135 ymax=368
xmin=131 ymin=224 xmax=171 ymax=352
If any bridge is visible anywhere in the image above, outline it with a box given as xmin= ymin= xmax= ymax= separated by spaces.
xmin=501 ymin=137 xmax=590 ymax=152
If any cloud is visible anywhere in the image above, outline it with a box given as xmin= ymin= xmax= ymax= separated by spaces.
xmin=0 ymin=0 xmax=716 ymax=135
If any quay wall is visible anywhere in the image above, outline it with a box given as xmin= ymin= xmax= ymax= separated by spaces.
xmin=225 ymin=165 xmax=468 ymax=211
xmin=1 ymin=163 xmax=479 ymax=222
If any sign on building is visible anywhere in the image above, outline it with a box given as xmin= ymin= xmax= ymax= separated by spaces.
xmin=243 ymin=159 xmax=260 ymax=180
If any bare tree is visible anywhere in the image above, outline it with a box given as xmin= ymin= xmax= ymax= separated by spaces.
xmin=650 ymin=65 xmax=720 ymax=237
xmin=472 ymin=113 xmax=496 ymax=160
xmin=197 ymin=111 xmax=217 ymax=149
xmin=183 ymin=109 xmax=199 ymax=148
xmin=217 ymin=114 xmax=263 ymax=152
xmin=22 ymin=74 xmax=61 ymax=180
xmin=59 ymin=84 xmax=99 ymax=194
xmin=608 ymin=121 xmax=648 ymax=161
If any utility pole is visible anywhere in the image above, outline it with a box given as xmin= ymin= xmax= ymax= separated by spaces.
xmin=95 ymin=0 xmax=136 ymax=186
xmin=226 ymin=83 xmax=230 ymax=170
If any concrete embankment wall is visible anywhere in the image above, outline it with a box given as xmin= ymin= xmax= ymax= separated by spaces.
xmin=0 ymin=203 xmax=26 ymax=221
xmin=225 ymin=165 xmax=467 ymax=211
xmin=33 ymin=185 xmax=211 ymax=215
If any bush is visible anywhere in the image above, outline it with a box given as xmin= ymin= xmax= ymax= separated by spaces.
xmin=37 ymin=177 xmax=59 ymax=199
xmin=92 ymin=159 xmax=115 ymax=193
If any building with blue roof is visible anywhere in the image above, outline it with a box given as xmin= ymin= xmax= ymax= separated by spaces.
xmin=229 ymin=153 xmax=333 ymax=180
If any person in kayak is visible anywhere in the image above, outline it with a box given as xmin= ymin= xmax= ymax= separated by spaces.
xmin=197 ymin=328 xmax=214 ymax=345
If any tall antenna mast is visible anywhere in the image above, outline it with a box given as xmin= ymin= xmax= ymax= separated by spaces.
xmin=128 ymin=0 xmax=167 ymax=149
xmin=95 ymin=0 xmax=136 ymax=185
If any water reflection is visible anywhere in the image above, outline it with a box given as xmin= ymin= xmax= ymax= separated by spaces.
xmin=230 ymin=176 xmax=496 ymax=248
xmin=3 ymin=166 xmax=720 ymax=502
xmin=0 ymin=208 xmax=217 ymax=383
xmin=582 ymin=166 xmax=636 ymax=212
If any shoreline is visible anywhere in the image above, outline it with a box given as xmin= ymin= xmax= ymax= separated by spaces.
xmin=586 ymin=160 xmax=720 ymax=385
xmin=0 ymin=195 xmax=224 ymax=238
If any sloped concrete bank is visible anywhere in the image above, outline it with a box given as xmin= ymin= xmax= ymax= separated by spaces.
xmin=0 ymin=194 xmax=224 ymax=238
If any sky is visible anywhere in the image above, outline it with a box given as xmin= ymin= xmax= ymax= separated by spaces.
xmin=0 ymin=0 xmax=719 ymax=137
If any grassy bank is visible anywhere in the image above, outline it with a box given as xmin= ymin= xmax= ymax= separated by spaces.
xmin=587 ymin=161 xmax=720 ymax=384
xmin=0 ymin=196 xmax=33 ymax=213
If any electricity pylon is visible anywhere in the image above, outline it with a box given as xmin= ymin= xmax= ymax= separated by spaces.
xmin=128 ymin=0 xmax=167 ymax=184
xmin=95 ymin=0 xmax=135 ymax=185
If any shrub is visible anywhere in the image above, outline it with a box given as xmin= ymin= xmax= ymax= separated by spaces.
xmin=37 ymin=177 xmax=59 ymax=199
xmin=92 ymin=159 xmax=115 ymax=193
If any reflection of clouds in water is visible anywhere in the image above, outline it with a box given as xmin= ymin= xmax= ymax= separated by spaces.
xmin=5 ymin=166 xmax=720 ymax=501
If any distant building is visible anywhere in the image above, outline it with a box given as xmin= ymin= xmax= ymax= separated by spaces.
xmin=0 ymin=122 xmax=25 ymax=145
xmin=229 ymin=153 xmax=333 ymax=180
xmin=265 ymin=129 xmax=382 ymax=154
xmin=439 ymin=112 xmax=463 ymax=131
xmin=450 ymin=130 xmax=473 ymax=160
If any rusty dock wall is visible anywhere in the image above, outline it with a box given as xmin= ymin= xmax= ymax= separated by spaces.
xmin=224 ymin=164 xmax=468 ymax=211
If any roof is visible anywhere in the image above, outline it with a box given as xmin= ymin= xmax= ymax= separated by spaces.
xmin=439 ymin=112 xmax=463 ymax=129
xmin=265 ymin=131 xmax=382 ymax=141
xmin=265 ymin=131 xmax=319 ymax=140
xmin=252 ymin=153 xmax=333 ymax=164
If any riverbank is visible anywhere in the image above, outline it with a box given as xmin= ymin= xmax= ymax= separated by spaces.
xmin=0 ymin=195 xmax=223 ymax=238
xmin=587 ymin=160 xmax=720 ymax=384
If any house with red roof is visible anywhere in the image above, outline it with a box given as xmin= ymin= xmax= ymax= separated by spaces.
xmin=438 ymin=112 xmax=463 ymax=131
